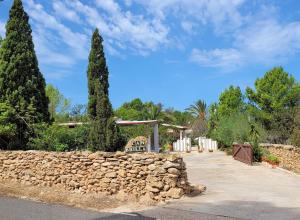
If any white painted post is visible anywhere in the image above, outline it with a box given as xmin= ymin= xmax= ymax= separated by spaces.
xmin=187 ymin=138 xmax=191 ymax=152
xmin=147 ymin=135 xmax=151 ymax=152
xmin=201 ymin=137 xmax=205 ymax=151
xmin=153 ymin=123 xmax=159 ymax=152
xmin=209 ymin=139 xmax=212 ymax=151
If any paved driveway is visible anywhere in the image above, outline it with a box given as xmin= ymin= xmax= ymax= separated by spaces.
xmin=160 ymin=151 xmax=300 ymax=220
xmin=1 ymin=151 xmax=300 ymax=220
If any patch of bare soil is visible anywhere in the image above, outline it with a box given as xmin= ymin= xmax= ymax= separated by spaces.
xmin=0 ymin=180 xmax=141 ymax=212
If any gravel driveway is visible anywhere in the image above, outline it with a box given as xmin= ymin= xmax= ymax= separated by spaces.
xmin=161 ymin=151 xmax=300 ymax=220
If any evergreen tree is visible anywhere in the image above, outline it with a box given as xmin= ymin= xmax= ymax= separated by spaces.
xmin=87 ymin=29 xmax=124 ymax=151
xmin=0 ymin=0 xmax=50 ymax=148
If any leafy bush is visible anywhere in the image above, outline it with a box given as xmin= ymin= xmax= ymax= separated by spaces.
xmin=266 ymin=154 xmax=280 ymax=164
xmin=211 ymin=113 xmax=266 ymax=148
xmin=252 ymin=142 xmax=263 ymax=162
xmin=28 ymin=124 xmax=89 ymax=151
xmin=291 ymin=107 xmax=300 ymax=147
xmin=260 ymin=148 xmax=280 ymax=164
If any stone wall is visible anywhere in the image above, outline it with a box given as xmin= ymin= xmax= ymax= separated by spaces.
xmin=261 ymin=144 xmax=300 ymax=174
xmin=0 ymin=151 xmax=190 ymax=202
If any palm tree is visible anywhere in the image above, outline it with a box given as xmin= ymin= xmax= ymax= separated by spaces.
xmin=186 ymin=100 xmax=207 ymax=120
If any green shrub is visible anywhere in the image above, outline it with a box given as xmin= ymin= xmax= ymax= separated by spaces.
xmin=291 ymin=127 xmax=300 ymax=147
xmin=28 ymin=124 xmax=89 ymax=151
xmin=252 ymin=142 xmax=263 ymax=162
xmin=266 ymin=154 xmax=280 ymax=164
xmin=211 ymin=114 xmax=266 ymax=149
xmin=291 ymin=107 xmax=300 ymax=147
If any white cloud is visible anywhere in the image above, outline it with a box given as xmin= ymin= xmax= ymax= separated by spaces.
xmin=134 ymin=0 xmax=245 ymax=33
xmin=235 ymin=19 xmax=300 ymax=64
xmin=190 ymin=48 xmax=243 ymax=69
xmin=15 ymin=0 xmax=300 ymax=73
xmin=66 ymin=0 xmax=169 ymax=55
xmin=52 ymin=0 xmax=82 ymax=24
xmin=0 ymin=20 xmax=5 ymax=37
xmin=32 ymin=26 xmax=74 ymax=67
xmin=24 ymin=0 xmax=89 ymax=65
xmin=190 ymin=15 xmax=300 ymax=70
xmin=181 ymin=21 xmax=196 ymax=34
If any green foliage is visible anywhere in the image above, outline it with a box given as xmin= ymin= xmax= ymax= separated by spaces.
xmin=28 ymin=124 xmax=89 ymax=151
xmin=246 ymin=67 xmax=300 ymax=143
xmin=87 ymin=29 xmax=124 ymax=152
xmin=218 ymin=86 xmax=244 ymax=117
xmin=0 ymin=102 xmax=17 ymax=148
xmin=291 ymin=107 xmax=300 ymax=147
xmin=266 ymin=154 xmax=280 ymax=164
xmin=185 ymin=99 xmax=207 ymax=137
xmin=45 ymin=84 xmax=71 ymax=121
xmin=211 ymin=113 xmax=266 ymax=148
xmin=207 ymin=103 xmax=218 ymax=136
xmin=207 ymin=86 xmax=244 ymax=137
xmin=185 ymin=99 xmax=207 ymax=120
xmin=0 ymin=0 xmax=50 ymax=148
xmin=167 ymin=110 xmax=193 ymax=126
xmin=115 ymin=98 xmax=171 ymax=122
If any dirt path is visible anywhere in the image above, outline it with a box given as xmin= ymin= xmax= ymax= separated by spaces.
xmin=160 ymin=151 xmax=300 ymax=220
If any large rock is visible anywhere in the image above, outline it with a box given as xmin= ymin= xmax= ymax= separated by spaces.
xmin=149 ymin=181 xmax=164 ymax=189
xmin=146 ymin=185 xmax=160 ymax=193
xmin=148 ymin=164 xmax=156 ymax=171
xmin=105 ymin=172 xmax=117 ymax=178
xmin=167 ymin=168 xmax=180 ymax=175
xmin=162 ymin=161 xmax=181 ymax=169
xmin=167 ymin=188 xmax=184 ymax=199
xmin=139 ymin=193 xmax=156 ymax=206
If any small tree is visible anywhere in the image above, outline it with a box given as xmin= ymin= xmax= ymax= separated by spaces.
xmin=46 ymin=84 xmax=71 ymax=121
xmin=87 ymin=29 xmax=124 ymax=151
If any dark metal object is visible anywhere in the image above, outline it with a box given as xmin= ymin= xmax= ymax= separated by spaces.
xmin=233 ymin=144 xmax=253 ymax=165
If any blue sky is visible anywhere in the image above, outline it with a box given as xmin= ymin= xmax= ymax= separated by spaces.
xmin=0 ymin=0 xmax=300 ymax=111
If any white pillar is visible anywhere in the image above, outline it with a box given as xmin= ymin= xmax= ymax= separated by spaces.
xmin=183 ymin=138 xmax=187 ymax=152
xmin=147 ymin=135 xmax=151 ymax=152
xmin=153 ymin=123 xmax=159 ymax=152
xmin=180 ymin=139 xmax=183 ymax=152
xmin=209 ymin=139 xmax=212 ymax=151
xmin=180 ymin=130 xmax=183 ymax=140
xmin=187 ymin=138 xmax=191 ymax=152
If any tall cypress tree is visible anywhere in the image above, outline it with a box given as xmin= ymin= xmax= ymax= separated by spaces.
xmin=0 ymin=0 xmax=50 ymax=148
xmin=87 ymin=29 xmax=124 ymax=152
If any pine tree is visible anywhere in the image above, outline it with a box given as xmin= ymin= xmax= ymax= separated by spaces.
xmin=87 ymin=29 xmax=124 ymax=152
xmin=0 ymin=0 xmax=50 ymax=148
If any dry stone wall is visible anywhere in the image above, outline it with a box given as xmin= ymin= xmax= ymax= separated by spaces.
xmin=0 ymin=151 xmax=190 ymax=202
xmin=261 ymin=144 xmax=300 ymax=174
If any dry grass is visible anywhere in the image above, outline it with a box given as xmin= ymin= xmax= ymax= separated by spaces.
xmin=0 ymin=180 xmax=125 ymax=211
